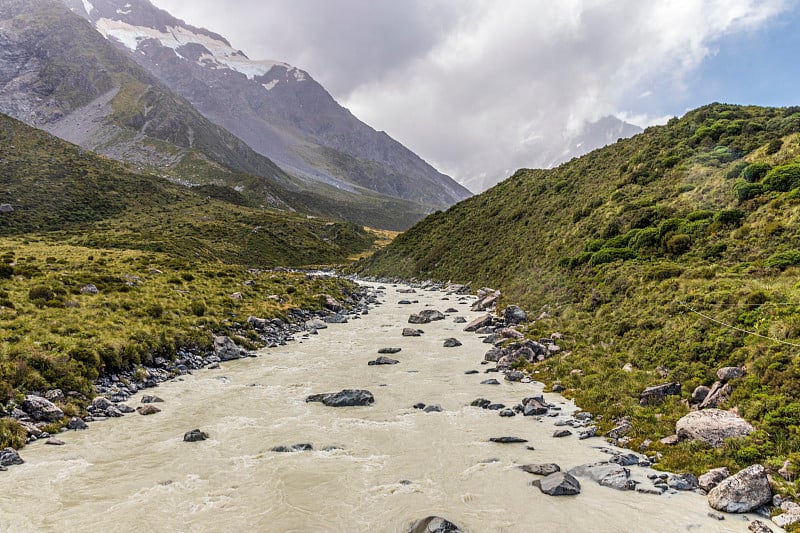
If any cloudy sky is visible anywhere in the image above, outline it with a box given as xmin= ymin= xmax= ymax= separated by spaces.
xmin=151 ymin=0 xmax=799 ymax=191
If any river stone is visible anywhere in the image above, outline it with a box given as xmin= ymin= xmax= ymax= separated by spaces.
xmin=676 ymin=409 xmax=754 ymax=447
xmin=453 ymin=317 xmax=467 ymax=324
xmin=569 ymin=462 xmax=634 ymax=491
xmin=505 ymin=370 xmax=524 ymax=382
xmin=398 ymin=300 xmax=412 ymax=305
xmin=480 ymin=379 xmax=500 ymax=385
xmin=419 ymin=309 xmax=446 ymax=321
xmin=408 ymin=313 xmax=430 ymax=324
xmin=423 ymin=404 xmax=443 ymax=413
xmin=91 ymin=396 xmax=114 ymax=411
xmin=748 ymin=520 xmax=774 ymax=533
xmin=308 ymin=389 xmax=375 ymax=407
xmin=699 ymin=467 xmax=730 ymax=492
xmin=46 ymin=438 xmax=65 ymax=446
xmin=717 ymin=366 xmax=746 ymax=382
xmin=369 ymin=356 xmax=399 ymax=365
xmin=470 ymin=398 xmax=491 ymax=408
xmin=378 ymin=347 xmax=402 ymax=354
xmin=136 ymin=405 xmax=161 ymax=415
xmin=213 ymin=335 xmax=247 ymax=360
xmin=668 ymin=473 xmax=699 ymax=491
xmin=21 ymin=394 xmax=64 ymax=422
xmin=521 ymin=463 xmax=561 ymax=476
xmin=0 ymin=447 xmax=23 ymax=466
xmin=402 ymin=328 xmax=423 ymax=336
xmin=141 ymin=395 xmax=164 ymax=404
xmin=489 ymin=436 xmax=528 ymax=443
xmin=553 ymin=429 xmax=572 ymax=438
xmin=408 ymin=516 xmax=463 ymax=533
xmin=504 ymin=305 xmax=528 ymax=325
xmin=271 ymin=443 xmax=313 ymax=452
xmin=325 ymin=314 xmax=348 ymax=324
xmin=535 ymin=472 xmax=581 ymax=496
xmin=773 ymin=508 xmax=800 ymax=529
xmin=184 ymin=429 xmax=209 ymax=442
xmin=464 ymin=314 xmax=493 ymax=332
xmin=464 ymin=370 xmax=479 ymax=375
xmin=67 ymin=417 xmax=88 ymax=430
xmin=305 ymin=318 xmax=327 ymax=330
xmin=708 ymin=464 xmax=772 ymax=513
xmin=443 ymin=338 xmax=462 ymax=347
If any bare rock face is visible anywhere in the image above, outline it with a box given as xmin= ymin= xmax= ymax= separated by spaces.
xmin=639 ymin=382 xmax=681 ymax=406
xmin=717 ymin=366 xmax=746 ymax=382
xmin=707 ymin=464 xmax=771 ymax=513
xmin=22 ymin=394 xmax=63 ymax=422
xmin=675 ymin=409 xmax=754 ymax=447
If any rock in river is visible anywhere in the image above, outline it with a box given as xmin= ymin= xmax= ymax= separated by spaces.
xmin=0 ymin=447 xmax=24 ymax=466
xmin=489 ymin=436 xmax=528 ymax=443
xmin=184 ymin=429 xmax=209 ymax=442
xmin=534 ymin=472 xmax=581 ymax=496
xmin=402 ymin=328 xmax=423 ymax=337
xmin=306 ymin=389 xmax=375 ymax=407
xmin=521 ymin=463 xmax=561 ymax=476
xmin=443 ymin=338 xmax=462 ymax=347
xmin=22 ymin=394 xmax=63 ymax=422
xmin=378 ymin=347 xmax=402 ymax=354
xmin=136 ymin=405 xmax=161 ymax=415
xmin=369 ymin=356 xmax=400 ymax=366
xmin=409 ymin=516 xmax=463 ymax=533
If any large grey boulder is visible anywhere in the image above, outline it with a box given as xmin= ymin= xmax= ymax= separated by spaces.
xmin=676 ymin=409 xmax=754 ymax=447
xmin=402 ymin=327 xmax=423 ymax=336
xmin=699 ymin=381 xmax=734 ymax=409
xmin=569 ymin=462 xmax=634 ymax=491
xmin=708 ymin=464 xmax=772 ymax=513
xmin=213 ymin=335 xmax=247 ymax=361
xmin=717 ymin=366 xmax=745 ymax=382
xmin=521 ymin=463 xmax=561 ymax=476
xmin=464 ymin=314 xmax=493 ymax=332
xmin=409 ymin=516 xmax=463 ymax=533
xmin=535 ymin=471 xmax=581 ymax=496
xmin=305 ymin=318 xmax=327 ymax=330
xmin=698 ymin=467 xmax=730 ymax=492
xmin=0 ymin=447 xmax=23 ymax=466
xmin=306 ymin=389 xmax=374 ymax=407
xmin=419 ymin=309 xmax=446 ymax=321
xmin=639 ymin=382 xmax=681 ymax=406
xmin=504 ymin=305 xmax=528 ymax=325
xmin=408 ymin=313 xmax=430 ymax=324
xmin=22 ymin=394 xmax=64 ymax=422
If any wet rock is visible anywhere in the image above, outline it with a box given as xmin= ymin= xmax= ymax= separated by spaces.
xmin=92 ymin=396 xmax=114 ymax=411
xmin=505 ymin=370 xmax=524 ymax=382
xmin=136 ymin=405 xmax=161 ymax=415
xmin=534 ymin=472 xmax=581 ymax=496
xmin=453 ymin=317 xmax=467 ymax=324
xmin=639 ymin=382 xmax=681 ymax=406
xmin=464 ymin=370 xmax=479 ymax=375
xmin=117 ymin=404 xmax=135 ymax=414
xmin=470 ymin=398 xmax=491 ymax=408
xmin=480 ymin=379 xmax=500 ymax=385
xmin=717 ymin=366 xmax=746 ymax=382
xmin=444 ymin=308 xmax=459 ymax=314
xmin=522 ymin=397 xmax=549 ymax=416
xmin=141 ymin=395 xmax=164 ymax=404
xmin=443 ymin=338 xmax=462 ymax=348
xmin=0 ymin=447 xmax=24 ymax=466
xmin=67 ymin=417 xmax=88 ymax=430
xmin=489 ymin=436 xmax=528 ymax=443
xmin=377 ymin=347 xmax=402 ymax=354
xmin=521 ymin=463 xmax=561 ymax=476
xmin=708 ymin=464 xmax=772 ymax=513
xmin=423 ymin=404 xmax=443 ymax=413
xmin=748 ymin=520 xmax=774 ymax=533
xmin=553 ymin=429 xmax=572 ymax=438
xmin=499 ymin=409 xmax=516 ymax=417
xmin=464 ymin=314 xmax=493 ymax=332
xmin=419 ymin=309 xmax=446 ymax=321
xmin=306 ymin=389 xmax=375 ymax=407
xmin=408 ymin=516 xmax=463 ymax=533
xmin=569 ymin=462 xmax=634 ymax=491
xmin=408 ymin=313 xmax=430 ymax=324
xmin=183 ymin=429 xmax=209 ymax=442
xmin=413 ymin=403 xmax=426 ymax=409
xmin=398 ymin=300 xmax=412 ymax=305
xmin=610 ymin=453 xmax=640 ymax=467
xmin=578 ymin=426 xmax=597 ymax=440
xmin=676 ymin=409 xmax=754 ymax=447
xmin=699 ymin=467 xmax=730 ymax=492
xmin=486 ymin=403 xmax=505 ymax=410
xmin=271 ymin=443 xmax=313 ymax=452
xmin=668 ymin=473 xmax=699 ymax=491
xmin=46 ymin=438 xmax=65 ymax=446
xmin=22 ymin=394 xmax=63 ymax=422
xmin=402 ymin=328 xmax=423 ymax=336
xmin=213 ymin=335 xmax=247 ymax=360
xmin=305 ymin=318 xmax=327 ymax=330
xmin=369 ymin=356 xmax=400 ymax=365
xmin=325 ymin=314 xmax=349 ymax=324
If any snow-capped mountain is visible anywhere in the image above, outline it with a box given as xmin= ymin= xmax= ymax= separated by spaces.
xmin=63 ymin=0 xmax=471 ymax=209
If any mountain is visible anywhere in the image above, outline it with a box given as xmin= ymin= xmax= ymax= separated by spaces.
xmin=63 ymin=0 xmax=471 ymax=211
xmin=359 ymin=103 xmax=800 ymax=476
xmin=0 ymin=111 xmax=374 ymax=266
xmin=0 ymin=0 xmax=435 ymax=230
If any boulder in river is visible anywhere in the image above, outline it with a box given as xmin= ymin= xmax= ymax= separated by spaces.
xmin=369 ymin=356 xmax=400 ymax=366
xmin=443 ymin=338 xmax=462 ymax=347
xmin=464 ymin=314 xmax=493 ymax=332
xmin=423 ymin=404 xmax=443 ymax=413
xmin=708 ymin=464 xmax=772 ymax=513
xmin=568 ymin=462 xmax=634 ymax=491
xmin=699 ymin=467 xmax=730 ymax=492
xmin=184 ymin=429 xmax=209 ymax=442
xmin=325 ymin=314 xmax=348 ymax=324
xmin=408 ymin=516 xmax=463 ymax=533
xmin=408 ymin=313 xmax=430 ymax=324
xmin=306 ymin=389 xmax=375 ymax=407
xmin=402 ymin=328 xmax=423 ymax=336
xmin=306 ymin=318 xmax=328 ymax=330
xmin=22 ymin=394 xmax=63 ymax=422
xmin=489 ymin=436 xmax=528 ymax=443
xmin=141 ymin=395 xmax=164 ymax=404
xmin=534 ymin=472 xmax=581 ymax=496
xmin=0 ymin=447 xmax=24 ymax=466
xmin=553 ymin=430 xmax=572 ymax=438
xmin=480 ymin=379 xmax=500 ymax=385
xmin=521 ymin=463 xmax=561 ymax=476
xmin=419 ymin=309 xmax=446 ymax=321
xmin=378 ymin=347 xmax=402 ymax=354
xmin=676 ymin=409 xmax=754 ymax=447
xmin=68 ymin=417 xmax=88 ymax=430
xmin=136 ymin=405 xmax=161 ymax=415
xmin=271 ymin=443 xmax=313 ymax=452
xmin=213 ymin=335 xmax=247 ymax=361
xmin=667 ymin=473 xmax=699 ymax=491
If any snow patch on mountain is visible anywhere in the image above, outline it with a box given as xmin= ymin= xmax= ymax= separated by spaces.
xmin=94 ymin=18 xmax=289 ymax=80
xmin=82 ymin=0 xmax=94 ymax=15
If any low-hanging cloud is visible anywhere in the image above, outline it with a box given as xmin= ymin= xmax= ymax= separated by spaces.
xmin=153 ymin=0 xmax=788 ymax=191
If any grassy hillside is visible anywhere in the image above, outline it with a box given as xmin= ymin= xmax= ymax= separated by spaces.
xmin=359 ymin=103 xmax=800 ymax=479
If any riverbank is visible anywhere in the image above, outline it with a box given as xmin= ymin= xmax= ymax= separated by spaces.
xmin=0 ymin=280 xmax=777 ymax=532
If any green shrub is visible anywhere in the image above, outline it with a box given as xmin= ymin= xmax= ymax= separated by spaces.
xmin=644 ymin=264 xmax=683 ymax=281
xmin=766 ymin=138 xmax=783 ymax=155
xmin=742 ymin=162 xmax=771 ymax=183
xmin=762 ymin=164 xmax=800 ymax=192
xmin=765 ymin=250 xmax=800 ymax=270
xmin=0 ymin=419 xmax=26 ymax=449
xmin=664 ymin=234 xmax=693 ymax=255
xmin=28 ymin=286 xmax=54 ymax=301
xmin=190 ymin=302 xmax=205 ymax=316
xmin=713 ymin=209 xmax=746 ymax=227
xmin=589 ymin=247 xmax=636 ymax=265
xmin=733 ymin=180 xmax=763 ymax=203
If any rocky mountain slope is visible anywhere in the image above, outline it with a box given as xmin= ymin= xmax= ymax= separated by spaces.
xmin=359 ymin=103 xmax=800 ymax=478
xmin=64 ymin=0 xmax=471 ymax=211
xmin=0 ymin=0 xmax=433 ymax=229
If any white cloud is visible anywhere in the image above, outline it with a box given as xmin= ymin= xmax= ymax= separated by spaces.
xmin=152 ymin=0 xmax=789 ymax=191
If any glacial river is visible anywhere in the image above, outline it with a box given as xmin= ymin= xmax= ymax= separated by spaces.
xmin=0 ymin=284 xmax=763 ymax=532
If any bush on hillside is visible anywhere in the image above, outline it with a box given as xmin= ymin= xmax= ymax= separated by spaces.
xmin=762 ymin=164 xmax=800 ymax=192
xmin=742 ymin=162 xmax=772 ymax=183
